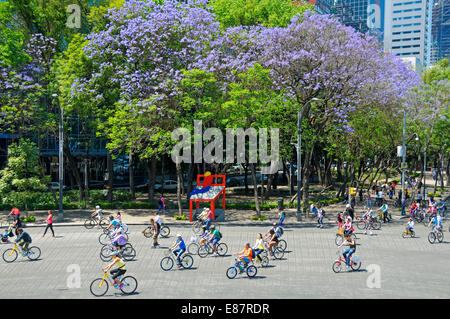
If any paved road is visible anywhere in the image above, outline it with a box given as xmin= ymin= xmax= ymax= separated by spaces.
xmin=1 ymin=219 xmax=449 ymax=299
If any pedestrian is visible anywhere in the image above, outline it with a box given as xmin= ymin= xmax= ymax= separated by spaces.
xmin=350 ymin=196 xmax=356 ymax=209
xmin=158 ymin=195 xmax=166 ymax=213
xmin=316 ymin=206 xmax=324 ymax=228
xmin=401 ymin=197 xmax=407 ymax=216
xmin=42 ymin=210 xmax=55 ymax=237
xmin=366 ymin=191 xmax=372 ymax=209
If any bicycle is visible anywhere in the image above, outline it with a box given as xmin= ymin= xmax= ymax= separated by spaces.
xmin=263 ymin=240 xmax=284 ymax=260
xmin=89 ymin=271 xmax=138 ymax=297
xmin=226 ymin=258 xmax=258 ymax=279
xmin=84 ymin=216 xmax=107 ymax=230
xmin=160 ymin=249 xmax=194 ymax=271
xmin=191 ymin=216 xmax=207 ymax=235
xmin=142 ymin=224 xmax=170 ymax=238
xmin=356 ymin=217 xmax=381 ymax=231
xmin=100 ymin=243 xmax=136 ymax=262
xmin=428 ymin=227 xmax=444 ymax=244
xmin=252 ymin=250 xmax=269 ymax=268
xmin=332 ymin=249 xmax=361 ymax=273
xmin=99 ymin=230 xmax=129 ymax=246
xmin=402 ymin=228 xmax=416 ymax=238
xmin=197 ymin=240 xmax=228 ymax=258
xmin=2 ymin=243 xmax=41 ymax=263
xmin=335 ymin=228 xmax=356 ymax=246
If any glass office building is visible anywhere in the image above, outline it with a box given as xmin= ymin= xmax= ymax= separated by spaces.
xmin=430 ymin=0 xmax=450 ymax=64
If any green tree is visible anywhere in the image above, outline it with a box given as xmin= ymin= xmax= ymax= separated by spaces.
xmin=0 ymin=139 xmax=50 ymax=212
xmin=210 ymin=0 xmax=313 ymax=28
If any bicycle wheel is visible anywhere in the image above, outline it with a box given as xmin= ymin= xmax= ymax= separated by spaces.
xmin=350 ymin=255 xmax=361 ymax=271
xmin=428 ymin=232 xmax=436 ymax=244
xmin=120 ymin=276 xmax=138 ymax=295
xmin=143 ymin=226 xmax=153 ymax=238
xmin=121 ymin=224 xmax=129 ymax=233
xmin=90 ymin=278 xmax=109 ymax=297
xmin=277 ymin=240 xmax=287 ymax=251
xmin=84 ymin=218 xmax=95 ymax=230
xmin=99 ymin=233 xmax=111 ymax=245
xmin=198 ymin=244 xmax=210 ymax=258
xmin=181 ymin=254 xmax=194 ymax=269
xmin=217 ymin=243 xmax=228 ymax=256
xmin=410 ymin=230 xmax=415 ymax=238
xmin=260 ymin=256 xmax=269 ymax=267
xmin=332 ymin=261 xmax=342 ymax=273
xmin=246 ymin=265 xmax=257 ymax=278
xmin=335 ymin=235 xmax=343 ymax=246
xmin=160 ymin=226 xmax=170 ymax=238
xmin=160 ymin=257 xmax=174 ymax=271
xmin=27 ymin=246 xmax=41 ymax=261
xmin=122 ymin=247 xmax=136 ymax=261
xmin=437 ymin=231 xmax=444 ymax=243
xmin=226 ymin=266 xmax=238 ymax=279
xmin=260 ymin=250 xmax=268 ymax=259
xmin=188 ymin=243 xmax=199 ymax=255
xmin=356 ymin=220 xmax=366 ymax=230
xmin=99 ymin=219 xmax=108 ymax=229
xmin=273 ymin=247 xmax=284 ymax=260
xmin=2 ymin=248 xmax=18 ymax=263
xmin=100 ymin=246 xmax=112 ymax=262
xmin=372 ymin=221 xmax=381 ymax=230
xmin=192 ymin=221 xmax=203 ymax=235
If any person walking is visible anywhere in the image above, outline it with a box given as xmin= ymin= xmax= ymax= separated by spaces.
xmin=42 ymin=210 xmax=55 ymax=237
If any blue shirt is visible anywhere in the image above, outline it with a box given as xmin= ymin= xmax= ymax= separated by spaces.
xmin=111 ymin=220 xmax=120 ymax=228
xmin=177 ymin=238 xmax=186 ymax=250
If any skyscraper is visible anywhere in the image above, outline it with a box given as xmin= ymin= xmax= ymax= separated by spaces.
xmin=381 ymin=0 xmax=434 ymax=68
xmin=430 ymin=0 xmax=450 ymax=64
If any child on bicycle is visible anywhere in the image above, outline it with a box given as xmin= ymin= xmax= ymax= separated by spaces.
xmin=405 ymin=217 xmax=415 ymax=234
xmin=103 ymin=250 xmax=126 ymax=289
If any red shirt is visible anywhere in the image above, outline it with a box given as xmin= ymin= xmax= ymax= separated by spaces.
xmin=11 ymin=208 xmax=20 ymax=215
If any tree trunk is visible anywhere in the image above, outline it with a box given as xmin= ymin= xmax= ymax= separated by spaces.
xmin=129 ymin=151 xmax=135 ymax=200
xmin=186 ymin=163 xmax=195 ymax=201
xmin=107 ymin=153 xmax=113 ymax=203
xmin=64 ymin=143 xmax=83 ymax=203
xmin=176 ymin=159 xmax=183 ymax=216
xmin=145 ymin=157 xmax=156 ymax=202
xmin=250 ymin=163 xmax=260 ymax=217
xmin=265 ymin=174 xmax=274 ymax=200
xmin=302 ymin=147 xmax=314 ymax=215
xmin=244 ymin=162 xmax=249 ymax=194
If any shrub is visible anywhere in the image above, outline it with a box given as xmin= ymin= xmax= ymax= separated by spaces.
xmin=174 ymin=214 xmax=187 ymax=220
xmin=251 ymin=215 xmax=267 ymax=221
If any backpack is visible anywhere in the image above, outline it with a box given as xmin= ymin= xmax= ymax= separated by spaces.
xmin=218 ymin=231 xmax=222 ymax=239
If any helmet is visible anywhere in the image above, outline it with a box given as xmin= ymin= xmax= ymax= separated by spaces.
xmin=409 ymin=218 xmax=412 ymax=221
xmin=273 ymin=222 xmax=277 ymax=226
xmin=109 ymin=215 xmax=114 ymax=220
xmin=346 ymin=204 xmax=350 ymax=208
xmin=177 ymin=233 xmax=182 ymax=237
xmin=96 ymin=205 xmax=100 ymax=209
xmin=210 ymin=225 xmax=215 ymax=229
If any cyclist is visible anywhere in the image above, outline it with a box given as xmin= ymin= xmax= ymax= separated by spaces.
xmin=362 ymin=209 xmax=373 ymax=235
xmin=112 ymin=228 xmax=128 ymax=251
xmin=204 ymin=208 xmax=214 ymax=231
xmin=103 ymin=250 xmax=126 ymax=289
xmin=198 ymin=226 xmax=209 ymax=246
xmin=426 ymin=203 xmax=437 ymax=219
xmin=264 ymin=229 xmax=279 ymax=256
xmin=91 ymin=205 xmax=103 ymax=226
xmin=378 ymin=202 xmax=390 ymax=223
xmin=336 ymin=211 xmax=343 ymax=228
xmin=148 ymin=218 xmax=160 ymax=248
xmin=437 ymin=200 xmax=447 ymax=216
xmin=410 ymin=201 xmax=419 ymax=218
xmin=10 ymin=212 xmax=22 ymax=236
xmin=115 ymin=211 xmax=122 ymax=223
xmin=106 ymin=215 xmax=121 ymax=231
xmin=252 ymin=233 xmax=265 ymax=263
xmin=405 ymin=217 xmax=415 ymax=235
xmin=233 ymin=243 xmax=253 ymax=271
xmin=337 ymin=233 xmax=356 ymax=269
xmin=15 ymin=228 xmax=32 ymax=256
xmin=428 ymin=214 xmax=442 ymax=233
xmin=169 ymin=234 xmax=186 ymax=268
xmin=343 ymin=216 xmax=354 ymax=236
xmin=208 ymin=225 xmax=222 ymax=256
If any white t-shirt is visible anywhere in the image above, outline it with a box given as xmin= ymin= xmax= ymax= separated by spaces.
xmin=408 ymin=221 xmax=415 ymax=228
xmin=155 ymin=215 xmax=162 ymax=226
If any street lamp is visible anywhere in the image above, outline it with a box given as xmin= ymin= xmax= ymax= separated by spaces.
xmin=53 ymin=93 xmax=64 ymax=221
xmin=297 ymin=97 xmax=321 ymax=221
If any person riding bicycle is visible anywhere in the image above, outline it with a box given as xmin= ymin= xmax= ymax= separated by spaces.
xmin=428 ymin=214 xmax=442 ymax=233
xmin=112 ymin=228 xmax=128 ymax=251
xmin=91 ymin=205 xmax=103 ymax=225
xmin=148 ymin=218 xmax=160 ymax=248
xmin=106 ymin=215 xmax=121 ymax=231
xmin=337 ymin=234 xmax=356 ymax=269
xmin=208 ymin=225 xmax=222 ymax=256
xmin=343 ymin=216 xmax=354 ymax=236
xmin=15 ymin=228 xmax=32 ymax=256
xmin=437 ymin=200 xmax=447 ymax=214
xmin=252 ymin=233 xmax=265 ymax=262
xmin=233 ymin=243 xmax=253 ymax=271
xmin=410 ymin=201 xmax=419 ymax=218
xmin=169 ymin=234 xmax=186 ymax=268
xmin=405 ymin=217 xmax=415 ymax=234
xmin=426 ymin=203 xmax=437 ymax=218
xmin=336 ymin=211 xmax=343 ymax=228
xmin=362 ymin=210 xmax=373 ymax=235
xmin=264 ymin=229 xmax=279 ymax=256
xmin=103 ymin=250 xmax=126 ymax=289
xmin=198 ymin=226 xmax=209 ymax=246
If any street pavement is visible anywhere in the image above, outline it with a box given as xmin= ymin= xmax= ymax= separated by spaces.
xmin=1 ymin=217 xmax=449 ymax=299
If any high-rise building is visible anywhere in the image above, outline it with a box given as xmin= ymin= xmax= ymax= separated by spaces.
xmin=382 ymin=0 xmax=434 ymax=68
xmin=430 ymin=0 xmax=450 ymax=64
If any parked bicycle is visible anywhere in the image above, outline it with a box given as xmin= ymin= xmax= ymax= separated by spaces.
xmin=226 ymin=258 xmax=258 ymax=279
xmin=332 ymin=249 xmax=361 ymax=273
xmin=89 ymin=271 xmax=137 ymax=297
xmin=160 ymin=249 xmax=194 ymax=271
xmin=2 ymin=243 xmax=41 ymax=263
xmin=142 ymin=224 xmax=170 ymax=238
xmin=100 ymin=243 xmax=136 ymax=262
